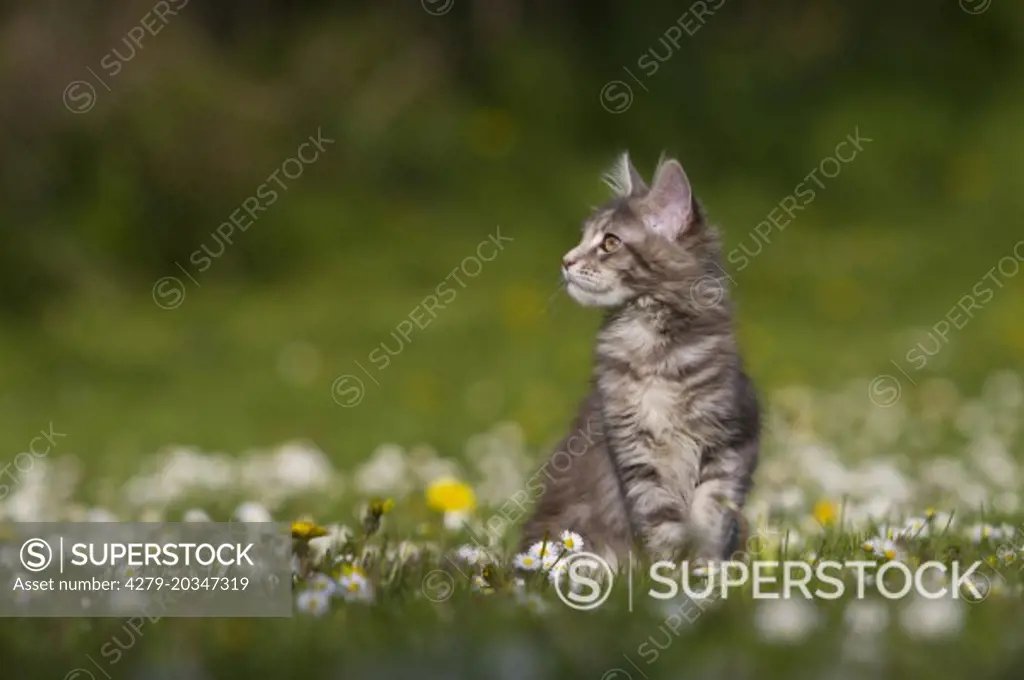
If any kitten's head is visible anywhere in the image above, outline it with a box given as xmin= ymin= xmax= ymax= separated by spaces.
xmin=561 ymin=152 xmax=720 ymax=309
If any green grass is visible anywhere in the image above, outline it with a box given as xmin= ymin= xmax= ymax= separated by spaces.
xmin=2 ymin=187 xmax=1022 ymax=487
xmin=2 ymin=161 xmax=1023 ymax=680
xmin=3 ymin=507 xmax=1024 ymax=680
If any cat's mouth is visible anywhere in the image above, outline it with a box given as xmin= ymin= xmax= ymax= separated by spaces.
xmin=563 ymin=271 xmax=607 ymax=294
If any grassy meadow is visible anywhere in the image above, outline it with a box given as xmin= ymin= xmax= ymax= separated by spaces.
xmin=2 ymin=1 xmax=1024 ymax=678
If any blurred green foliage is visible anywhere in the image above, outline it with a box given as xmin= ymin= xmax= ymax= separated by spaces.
xmin=1 ymin=0 xmax=1023 ymax=472
xmin=4 ymin=0 xmax=1023 ymax=304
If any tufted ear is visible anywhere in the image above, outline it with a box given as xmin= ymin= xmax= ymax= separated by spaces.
xmin=639 ymin=158 xmax=694 ymax=240
xmin=601 ymin=151 xmax=648 ymax=198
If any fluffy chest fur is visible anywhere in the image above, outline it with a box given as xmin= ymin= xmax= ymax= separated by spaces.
xmin=596 ymin=310 xmax=734 ymax=441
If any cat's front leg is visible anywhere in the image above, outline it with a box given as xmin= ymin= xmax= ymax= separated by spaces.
xmin=689 ymin=441 xmax=757 ymax=561
xmin=613 ymin=446 xmax=696 ymax=562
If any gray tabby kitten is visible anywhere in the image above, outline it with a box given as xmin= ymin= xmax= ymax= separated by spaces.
xmin=521 ymin=153 xmax=760 ymax=565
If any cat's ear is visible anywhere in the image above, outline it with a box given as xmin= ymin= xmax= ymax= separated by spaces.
xmin=602 ymin=151 xmax=648 ymax=198
xmin=639 ymin=158 xmax=694 ymax=240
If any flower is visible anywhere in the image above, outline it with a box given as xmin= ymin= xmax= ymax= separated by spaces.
xmin=512 ymin=553 xmax=541 ymax=571
xmin=338 ymin=570 xmax=374 ymax=603
xmin=291 ymin=521 xmax=329 ymax=540
xmin=966 ymin=522 xmax=997 ymax=543
xmin=362 ymin=498 xmax=395 ymax=535
xmin=560 ymin=530 xmax=584 ymax=553
xmin=306 ymin=573 xmax=338 ymax=597
xmin=547 ymin=560 xmax=568 ymax=586
xmin=926 ymin=510 xmax=955 ymax=533
xmin=862 ymin=535 xmax=901 ymax=560
xmin=540 ymin=551 xmax=561 ymax=571
xmin=812 ymin=500 xmax=838 ymax=527
xmin=900 ymin=517 xmax=929 ymax=538
xmin=456 ymin=544 xmax=488 ymax=566
xmin=526 ymin=540 xmax=561 ymax=560
xmin=426 ymin=478 xmax=477 ymax=513
xmin=443 ymin=511 xmax=470 ymax=532
xmin=369 ymin=498 xmax=395 ymax=516
xmin=993 ymin=545 xmax=1017 ymax=567
xmin=296 ymin=589 xmax=331 ymax=616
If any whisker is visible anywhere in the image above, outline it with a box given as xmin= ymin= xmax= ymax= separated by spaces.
xmin=540 ymin=278 xmax=567 ymax=316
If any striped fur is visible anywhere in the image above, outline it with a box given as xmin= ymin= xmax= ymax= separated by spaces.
xmin=522 ymin=154 xmax=760 ymax=563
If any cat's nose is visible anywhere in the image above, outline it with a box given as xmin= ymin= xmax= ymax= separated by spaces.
xmin=562 ymin=256 xmax=578 ymax=270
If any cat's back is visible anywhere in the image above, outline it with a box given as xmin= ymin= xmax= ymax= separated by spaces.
xmin=519 ymin=389 xmax=634 ymax=556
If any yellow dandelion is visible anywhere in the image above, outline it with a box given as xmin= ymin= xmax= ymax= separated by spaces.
xmin=812 ymin=500 xmax=838 ymax=527
xmin=291 ymin=521 xmax=329 ymax=540
xmin=369 ymin=498 xmax=395 ymax=516
xmin=426 ymin=478 xmax=477 ymax=514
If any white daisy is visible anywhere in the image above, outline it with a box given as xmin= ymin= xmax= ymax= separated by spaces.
xmin=900 ymin=517 xmax=929 ymax=538
xmin=547 ymin=560 xmax=568 ymax=587
xmin=994 ymin=545 xmax=1017 ymax=566
xmin=307 ymin=573 xmax=338 ymax=597
xmin=456 ymin=544 xmax=487 ymax=565
xmin=338 ymin=571 xmax=374 ymax=603
xmin=926 ymin=509 xmax=955 ymax=533
xmin=862 ymin=536 xmax=901 ymax=560
xmin=540 ymin=551 xmax=561 ymax=571
xmin=443 ymin=510 xmax=470 ymax=531
xmin=560 ymin=530 xmax=584 ymax=553
xmin=512 ymin=552 xmax=541 ymax=571
xmin=295 ymin=589 xmax=331 ymax=616
xmin=527 ymin=540 xmax=561 ymax=560
xmin=966 ymin=522 xmax=997 ymax=543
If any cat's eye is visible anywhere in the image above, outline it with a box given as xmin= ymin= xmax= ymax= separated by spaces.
xmin=600 ymin=234 xmax=621 ymax=253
